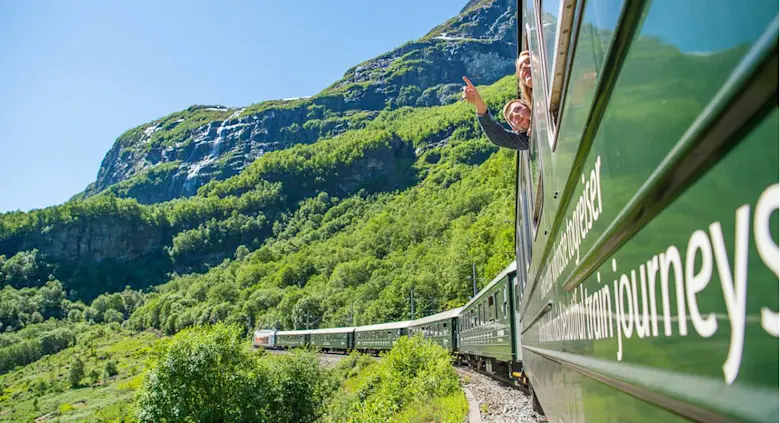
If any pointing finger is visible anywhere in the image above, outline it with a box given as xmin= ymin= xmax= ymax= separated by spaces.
xmin=462 ymin=76 xmax=475 ymax=88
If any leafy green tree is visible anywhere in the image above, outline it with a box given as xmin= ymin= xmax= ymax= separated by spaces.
xmin=135 ymin=323 xmax=274 ymax=422
xmin=69 ymin=356 xmax=85 ymax=388
xmin=88 ymin=368 xmax=101 ymax=385
xmin=29 ymin=312 xmax=44 ymax=324
xmin=267 ymin=349 xmax=333 ymax=423
xmin=103 ymin=309 xmax=124 ymax=324
xmin=67 ymin=309 xmax=82 ymax=322
xmin=104 ymin=360 xmax=118 ymax=380
xmin=235 ymin=245 xmax=250 ymax=260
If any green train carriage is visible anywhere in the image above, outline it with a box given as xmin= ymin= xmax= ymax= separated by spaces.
xmin=408 ymin=307 xmax=462 ymax=353
xmin=354 ymin=321 xmax=412 ymax=354
xmin=308 ymin=327 xmax=355 ymax=352
xmin=514 ymin=0 xmax=778 ymax=421
xmin=275 ymin=330 xmax=310 ymax=349
xmin=458 ymin=262 xmax=519 ymax=377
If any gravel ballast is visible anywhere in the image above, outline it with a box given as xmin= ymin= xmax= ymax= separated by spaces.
xmin=457 ymin=367 xmax=541 ymax=423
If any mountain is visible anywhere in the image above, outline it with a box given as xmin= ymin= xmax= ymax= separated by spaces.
xmin=0 ymin=0 xmax=519 ymax=303
xmin=76 ymin=0 xmax=518 ymax=204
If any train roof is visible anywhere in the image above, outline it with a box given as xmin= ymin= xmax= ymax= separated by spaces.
xmin=410 ymin=307 xmax=463 ymax=327
xmin=308 ymin=327 xmax=356 ymax=334
xmin=355 ymin=320 xmax=413 ymax=332
xmin=254 ymin=329 xmax=276 ymax=335
xmin=461 ymin=260 xmax=517 ymax=310
xmin=276 ymin=330 xmax=311 ymax=336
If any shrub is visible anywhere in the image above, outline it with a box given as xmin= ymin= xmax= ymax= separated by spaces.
xmin=135 ymin=322 xmax=332 ymax=423
xmin=265 ymin=349 xmax=333 ymax=423
xmin=69 ymin=356 xmax=85 ymax=388
xmin=326 ymin=335 xmax=461 ymax=423
xmin=135 ymin=323 xmax=273 ymax=422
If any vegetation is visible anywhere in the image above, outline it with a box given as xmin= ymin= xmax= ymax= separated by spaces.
xmin=0 ymin=325 xmax=160 ymax=422
xmin=322 ymin=335 xmax=465 ymax=423
xmin=136 ymin=323 xmax=338 ymax=423
xmin=0 ymin=69 xmax=523 ymax=423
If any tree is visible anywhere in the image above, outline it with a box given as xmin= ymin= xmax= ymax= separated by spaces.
xmin=235 ymin=245 xmax=250 ymax=260
xmin=135 ymin=323 xmax=274 ymax=422
xmin=103 ymin=309 xmax=124 ymax=324
xmin=69 ymin=356 xmax=85 ymax=388
xmin=88 ymin=368 xmax=101 ymax=385
xmin=67 ymin=309 xmax=82 ymax=322
xmin=29 ymin=311 xmax=44 ymax=324
xmin=104 ymin=360 xmax=118 ymax=380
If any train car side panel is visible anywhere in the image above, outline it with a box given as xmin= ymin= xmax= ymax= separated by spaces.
xmin=459 ymin=265 xmax=516 ymax=362
xmin=519 ymin=0 xmax=778 ymax=421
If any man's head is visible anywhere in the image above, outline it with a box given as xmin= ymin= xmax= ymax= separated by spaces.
xmin=516 ymin=51 xmax=533 ymax=89
xmin=503 ymin=99 xmax=531 ymax=132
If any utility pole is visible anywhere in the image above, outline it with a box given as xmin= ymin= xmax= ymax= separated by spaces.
xmin=306 ymin=311 xmax=310 ymax=330
xmin=410 ymin=286 xmax=415 ymax=320
xmin=351 ymin=302 xmax=355 ymax=326
xmin=472 ymin=262 xmax=478 ymax=297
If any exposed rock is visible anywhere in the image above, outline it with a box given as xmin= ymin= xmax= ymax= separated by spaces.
xmin=82 ymin=0 xmax=518 ymax=203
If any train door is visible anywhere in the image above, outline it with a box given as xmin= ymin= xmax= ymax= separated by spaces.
xmin=514 ymin=150 xmax=534 ymax=359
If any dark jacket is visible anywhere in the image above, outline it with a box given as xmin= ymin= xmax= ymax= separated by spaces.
xmin=477 ymin=111 xmax=529 ymax=150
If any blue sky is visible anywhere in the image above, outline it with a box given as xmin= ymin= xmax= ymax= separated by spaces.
xmin=0 ymin=0 xmax=463 ymax=213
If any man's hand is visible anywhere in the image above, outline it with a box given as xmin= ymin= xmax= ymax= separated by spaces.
xmin=462 ymin=76 xmax=487 ymax=115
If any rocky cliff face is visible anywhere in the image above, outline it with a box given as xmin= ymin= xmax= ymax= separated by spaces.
xmin=82 ymin=0 xmax=518 ymax=204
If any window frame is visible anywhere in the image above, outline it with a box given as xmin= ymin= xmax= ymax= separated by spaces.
xmin=531 ymin=0 xmax=580 ymax=151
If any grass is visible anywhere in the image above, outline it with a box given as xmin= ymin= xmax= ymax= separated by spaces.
xmin=389 ymin=391 xmax=469 ymax=423
xmin=0 ymin=327 xmax=161 ymax=422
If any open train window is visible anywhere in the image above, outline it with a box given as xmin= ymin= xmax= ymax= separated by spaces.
xmin=533 ymin=0 xmax=578 ymax=149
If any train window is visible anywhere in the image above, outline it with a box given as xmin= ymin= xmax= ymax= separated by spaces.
xmin=534 ymin=0 xmax=578 ymax=143
xmin=488 ymin=295 xmax=494 ymax=307
xmin=503 ymin=285 xmax=508 ymax=319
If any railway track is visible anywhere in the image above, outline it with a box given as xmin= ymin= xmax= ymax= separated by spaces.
xmin=456 ymin=366 xmax=544 ymax=423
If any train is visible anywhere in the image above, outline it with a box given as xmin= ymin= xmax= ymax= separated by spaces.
xmin=253 ymin=262 xmax=529 ymax=385
xmin=255 ymin=0 xmax=779 ymax=421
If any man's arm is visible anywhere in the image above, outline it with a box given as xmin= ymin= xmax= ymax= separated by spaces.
xmin=477 ymin=111 xmax=529 ymax=151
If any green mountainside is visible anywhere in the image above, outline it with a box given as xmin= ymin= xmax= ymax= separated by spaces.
xmin=0 ymin=1 xmax=522 ymax=418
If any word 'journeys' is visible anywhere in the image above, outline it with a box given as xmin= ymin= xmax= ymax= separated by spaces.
xmin=538 ymin=183 xmax=779 ymax=385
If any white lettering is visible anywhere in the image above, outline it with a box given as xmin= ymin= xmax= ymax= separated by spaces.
xmin=711 ymin=206 xmax=749 ymax=385
xmin=660 ymin=247 xmax=688 ymax=336
xmin=647 ymin=255 xmax=660 ymax=337
xmin=755 ymin=184 xmax=779 ymax=337
xmin=685 ymin=230 xmax=717 ymax=338
xmin=631 ymin=267 xmax=650 ymax=338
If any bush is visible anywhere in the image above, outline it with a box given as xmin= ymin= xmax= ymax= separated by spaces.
xmin=135 ymin=323 xmax=273 ymax=422
xmin=135 ymin=322 xmax=332 ymax=423
xmin=104 ymin=360 xmax=119 ymax=380
xmin=266 ymin=349 xmax=334 ymax=423
xmin=325 ymin=335 xmax=461 ymax=423
xmin=69 ymin=356 xmax=85 ymax=388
